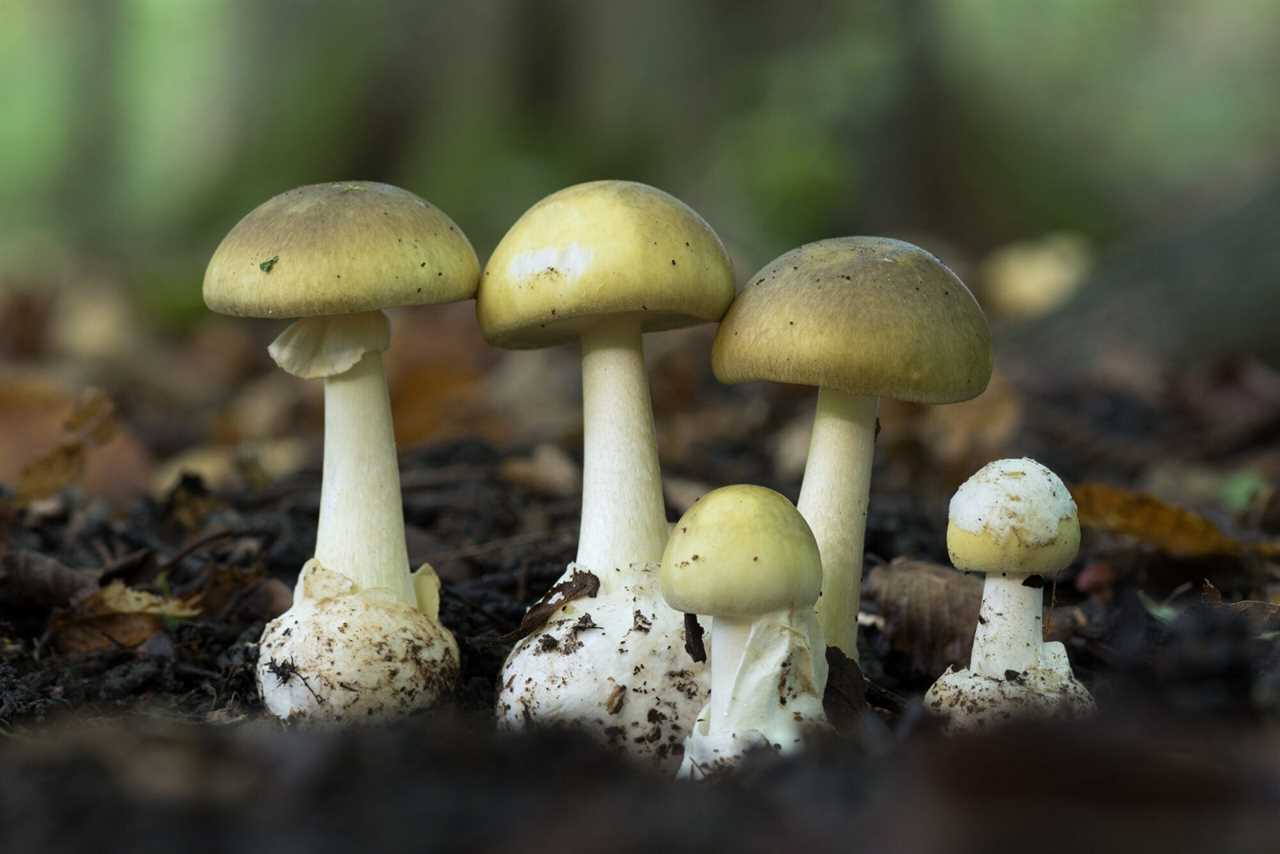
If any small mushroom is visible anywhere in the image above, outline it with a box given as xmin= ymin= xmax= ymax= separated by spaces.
xmin=924 ymin=458 xmax=1095 ymax=730
xmin=481 ymin=181 xmax=734 ymax=767
xmin=204 ymin=181 xmax=479 ymax=722
xmin=712 ymin=237 xmax=992 ymax=659
xmin=660 ymin=485 xmax=828 ymax=779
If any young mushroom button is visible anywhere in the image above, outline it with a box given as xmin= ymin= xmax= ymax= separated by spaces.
xmin=712 ymin=237 xmax=992 ymax=660
xmin=203 ymin=181 xmax=480 ymax=723
xmin=924 ymin=458 xmax=1095 ymax=731
xmin=661 ymin=485 xmax=829 ymax=779
xmin=480 ymin=180 xmax=734 ymax=769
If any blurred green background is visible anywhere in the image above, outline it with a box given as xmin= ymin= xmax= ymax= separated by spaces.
xmin=4 ymin=0 xmax=1278 ymax=329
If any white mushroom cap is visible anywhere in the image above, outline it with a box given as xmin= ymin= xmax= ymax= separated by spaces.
xmin=257 ymin=559 xmax=459 ymax=723
xmin=947 ymin=457 xmax=1080 ymax=578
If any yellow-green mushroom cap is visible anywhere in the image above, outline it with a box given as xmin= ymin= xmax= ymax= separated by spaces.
xmin=712 ymin=237 xmax=992 ymax=404
xmin=661 ymin=485 xmax=822 ymax=619
xmin=203 ymin=182 xmax=480 ymax=318
xmin=477 ymin=180 xmax=735 ymax=349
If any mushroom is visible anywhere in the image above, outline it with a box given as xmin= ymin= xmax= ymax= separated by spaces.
xmin=479 ymin=180 xmax=735 ymax=767
xmin=712 ymin=237 xmax=992 ymax=659
xmin=203 ymin=181 xmax=479 ymax=722
xmin=924 ymin=457 xmax=1095 ymax=730
xmin=660 ymin=485 xmax=828 ymax=779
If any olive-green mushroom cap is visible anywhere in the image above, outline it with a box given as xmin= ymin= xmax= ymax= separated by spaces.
xmin=477 ymin=180 xmax=735 ymax=349
xmin=203 ymin=182 xmax=480 ymax=318
xmin=661 ymin=485 xmax=821 ymax=619
xmin=712 ymin=237 xmax=992 ymax=404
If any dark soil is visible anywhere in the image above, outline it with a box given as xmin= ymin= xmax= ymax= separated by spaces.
xmin=4 ymin=371 xmax=1280 ymax=852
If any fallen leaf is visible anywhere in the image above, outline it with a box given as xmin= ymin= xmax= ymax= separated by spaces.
xmin=1199 ymin=579 xmax=1280 ymax=636
xmin=823 ymin=646 xmax=868 ymax=734
xmin=50 ymin=579 xmax=201 ymax=653
xmin=3 ymin=381 xmax=148 ymax=505
xmin=15 ymin=443 xmax=86 ymax=503
xmin=0 ymin=549 xmax=99 ymax=609
xmin=684 ymin=612 xmax=706 ymax=663
xmin=62 ymin=388 xmax=118 ymax=445
xmin=864 ymin=558 xmax=982 ymax=678
xmin=512 ymin=569 xmax=600 ymax=639
xmin=1071 ymin=482 xmax=1280 ymax=559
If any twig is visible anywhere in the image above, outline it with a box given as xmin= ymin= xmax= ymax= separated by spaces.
xmin=158 ymin=528 xmax=274 ymax=570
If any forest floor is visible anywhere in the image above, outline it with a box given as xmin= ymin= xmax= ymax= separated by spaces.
xmin=3 ymin=314 xmax=1280 ymax=852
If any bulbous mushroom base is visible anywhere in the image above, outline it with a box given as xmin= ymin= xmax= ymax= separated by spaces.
xmin=256 ymin=560 xmax=459 ymax=723
xmin=924 ymin=641 xmax=1094 ymax=732
xmin=679 ymin=607 xmax=829 ymax=780
xmin=496 ymin=562 xmax=708 ymax=771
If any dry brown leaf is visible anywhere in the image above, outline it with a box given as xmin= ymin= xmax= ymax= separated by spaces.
xmin=92 ymin=580 xmax=202 ymax=618
xmin=50 ymin=579 xmax=201 ymax=653
xmin=7 ymin=384 xmax=144 ymax=504
xmin=512 ymin=569 xmax=600 ymax=639
xmin=1071 ymin=482 xmax=1280 ymax=559
xmin=15 ymin=443 xmax=86 ymax=503
xmin=0 ymin=548 xmax=99 ymax=609
xmin=864 ymin=558 xmax=982 ymax=678
xmin=62 ymin=388 xmax=118 ymax=445
xmin=1227 ymin=600 xmax=1280 ymax=635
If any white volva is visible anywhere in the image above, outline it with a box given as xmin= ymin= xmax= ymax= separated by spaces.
xmin=496 ymin=562 xmax=707 ymax=770
xmin=257 ymin=559 xmax=457 ymax=722
xmin=256 ymin=311 xmax=459 ymax=721
xmin=796 ymin=388 xmax=877 ymax=659
xmin=680 ymin=607 xmax=828 ymax=780
xmin=497 ymin=322 xmax=707 ymax=771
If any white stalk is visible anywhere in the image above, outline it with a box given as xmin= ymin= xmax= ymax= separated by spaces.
xmin=269 ymin=311 xmax=414 ymax=606
xmin=970 ymin=574 xmax=1042 ymax=677
xmin=796 ymin=387 xmax=878 ymax=658
xmin=577 ymin=317 xmax=668 ymax=587
xmin=709 ymin=616 xmax=752 ymax=732
xmin=315 ymin=350 xmax=414 ymax=604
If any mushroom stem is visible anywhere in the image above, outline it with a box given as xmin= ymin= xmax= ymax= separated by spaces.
xmin=970 ymin=574 xmax=1042 ymax=677
xmin=796 ymin=387 xmax=877 ymax=658
xmin=269 ymin=312 xmax=412 ymax=604
xmin=577 ymin=317 xmax=668 ymax=585
xmin=313 ymin=349 xmax=415 ymax=605
xmin=709 ymin=616 xmax=752 ymax=731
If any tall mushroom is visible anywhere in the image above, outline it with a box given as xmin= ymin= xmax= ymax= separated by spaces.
xmin=925 ymin=457 xmax=1095 ymax=730
xmin=203 ymin=181 xmax=480 ymax=722
xmin=480 ymin=180 xmax=735 ymax=767
xmin=660 ymin=485 xmax=828 ymax=779
xmin=712 ymin=237 xmax=992 ymax=659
